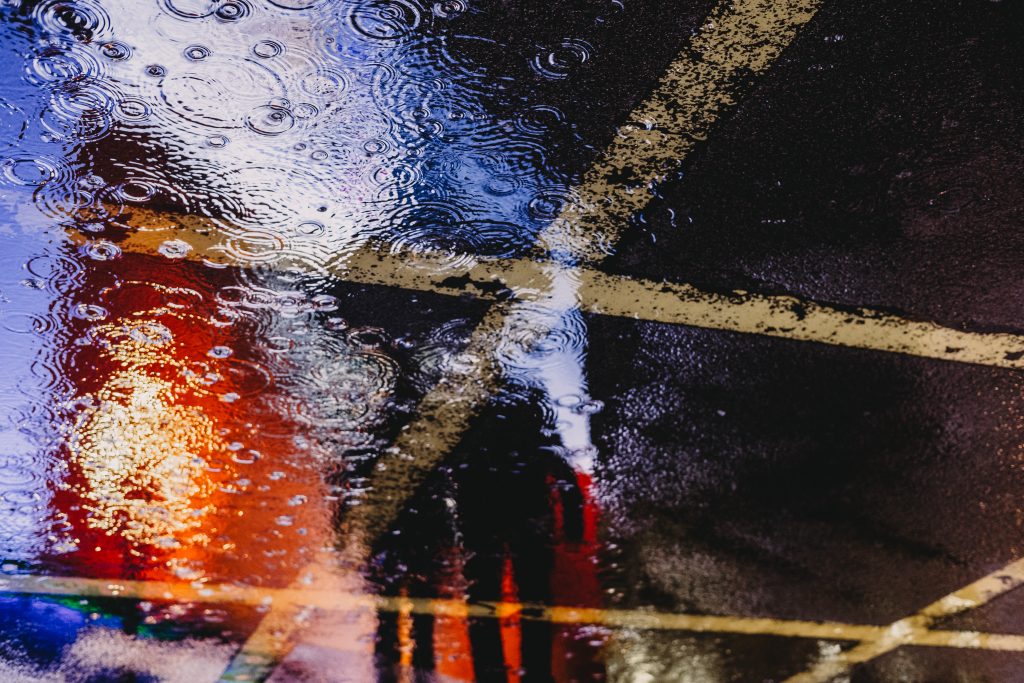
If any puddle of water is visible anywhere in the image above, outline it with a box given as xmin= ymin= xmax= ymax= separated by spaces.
xmin=0 ymin=0 xmax=633 ymax=679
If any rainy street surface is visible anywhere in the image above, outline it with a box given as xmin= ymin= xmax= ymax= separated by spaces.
xmin=0 ymin=0 xmax=1022 ymax=681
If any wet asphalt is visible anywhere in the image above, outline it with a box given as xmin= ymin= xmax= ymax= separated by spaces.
xmin=583 ymin=0 xmax=1024 ymax=679
xmin=0 ymin=0 xmax=1021 ymax=680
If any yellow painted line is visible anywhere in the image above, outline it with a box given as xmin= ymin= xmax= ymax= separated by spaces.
xmin=215 ymin=565 xmax=322 ymax=682
xmin=342 ymin=0 xmax=862 ymax=550
xmin=537 ymin=0 xmax=822 ymax=261
xmin=6 ymin=571 xmax=1024 ymax=653
xmin=216 ymin=557 xmax=358 ymax=682
xmin=76 ymin=221 xmax=1024 ymax=372
xmin=577 ymin=270 xmax=1024 ymax=369
xmin=343 ymin=301 xmax=513 ymax=541
xmin=783 ymin=557 xmax=1024 ymax=682
xmin=69 ymin=0 xmax=1024 ymax=557
xmin=218 ymin=599 xmax=309 ymax=682
xmin=210 ymin=295 xmax=508 ymax=679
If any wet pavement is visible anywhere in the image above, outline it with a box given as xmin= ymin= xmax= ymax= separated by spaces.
xmin=0 ymin=0 xmax=1022 ymax=681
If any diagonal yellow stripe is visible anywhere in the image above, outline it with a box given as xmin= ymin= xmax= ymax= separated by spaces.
xmin=783 ymin=557 xmax=1024 ymax=682
xmin=345 ymin=0 xmax=826 ymax=546
xmin=538 ymin=0 xmax=823 ymax=261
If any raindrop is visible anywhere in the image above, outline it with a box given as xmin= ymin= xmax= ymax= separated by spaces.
xmin=573 ymin=399 xmax=605 ymax=415
xmin=215 ymin=1 xmax=251 ymax=21
xmin=82 ymin=240 xmax=121 ymax=261
xmin=157 ymin=239 xmax=193 ymax=259
xmin=33 ymin=0 xmax=112 ymax=42
xmin=348 ymin=327 xmax=389 ymax=349
xmin=292 ymin=103 xmax=319 ymax=120
xmin=41 ymin=83 xmax=115 ymax=143
xmin=161 ymin=0 xmax=218 ymax=19
xmin=1 ymin=156 xmax=58 ymax=186
xmin=245 ymin=104 xmax=295 ymax=136
xmin=25 ymin=42 xmax=101 ymax=86
xmin=115 ymin=98 xmax=152 ymax=121
xmin=232 ymin=450 xmax=260 ymax=464
xmin=556 ymin=394 xmax=583 ymax=408
xmin=100 ymin=41 xmax=132 ymax=61
xmin=267 ymin=0 xmax=324 ymax=9
xmin=530 ymin=39 xmax=593 ymax=80
xmin=115 ymin=179 xmax=157 ymax=203
xmin=299 ymin=70 xmax=347 ymax=97
xmin=71 ymin=303 xmax=108 ymax=321
xmin=527 ymin=191 xmax=570 ymax=220
xmin=184 ymin=45 xmax=212 ymax=61
xmin=297 ymin=221 xmax=325 ymax=236
xmin=363 ymin=138 xmax=389 ymax=154
xmin=265 ymin=336 xmax=295 ymax=352
xmin=253 ymin=40 xmax=284 ymax=59
xmin=484 ymin=175 xmax=520 ymax=197
xmin=128 ymin=321 xmax=173 ymax=345
xmin=432 ymin=0 xmax=467 ymax=19
xmin=347 ymin=0 xmax=425 ymax=42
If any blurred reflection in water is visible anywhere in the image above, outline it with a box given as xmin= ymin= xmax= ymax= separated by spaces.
xmin=365 ymin=391 xmax=605 ymax=682
xmin=0 ymin=0 xmax=609 ymax=679
xmin=48 ymin=253 xmax=335 ymax=583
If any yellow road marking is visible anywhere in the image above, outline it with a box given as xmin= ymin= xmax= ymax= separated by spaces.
xmin=76 ymin=220 xmax=1024 ymax=372
xmin=538 ymin=0 xmax=823 ymax=261
xmin=5 ymin=571 xmax=1024 ymax=653
xmin=75 ymin=222 xmax=1024 ymax=371
xmin=77 ymin=218 xmax=1024 ymax=676
xmin=576 ymin=269 xmax=1024 ymax=368
xmin=783 ymin=557 xmax=1024 ymax=682
xmin=64 ymin=1 xmax=901 ymax=677
xmin=343 ymin=302 xmax=513 ymax=539
xmin=327 ymin=0 xmax=835 ymax=547
xmin=218 ymin=600 xmax=309 ymax=682
xmin=33 ymin=1 xmax=1021 ymax=681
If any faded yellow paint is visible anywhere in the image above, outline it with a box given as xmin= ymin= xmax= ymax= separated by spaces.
xmin=783 ymin=557 xmax=1024 ymax=682
xmin=48 ymin=0 xmax=1024 ymax=679
xmin=63 ymin=2 xmax=860 ymax=680
xmin=83 ymin=221 xmax=1024 ymax=371
xmin=540 ymin=0 xmax=822 ymax=261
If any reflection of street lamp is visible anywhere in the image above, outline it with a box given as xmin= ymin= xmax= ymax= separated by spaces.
xmin=64 ymin=319 xmax=220 ymax=548
xmin=43 ymin=253 xmax=335 ymax=586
